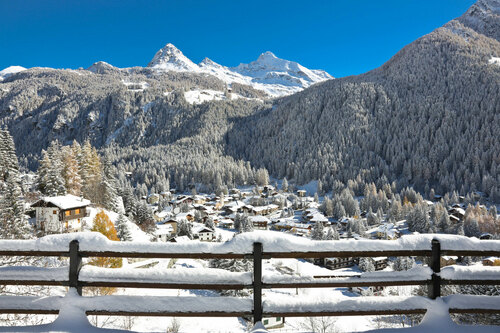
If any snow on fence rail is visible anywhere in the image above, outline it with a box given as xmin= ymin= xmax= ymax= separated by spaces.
xmin=0 ymin=232 xmax=499 ymax=324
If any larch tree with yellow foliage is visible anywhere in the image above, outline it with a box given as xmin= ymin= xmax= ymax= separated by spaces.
xmin=86 ymin=210 xmax=122 ymax=302
xmin=90 ymin=210 xmax=122 ymax=268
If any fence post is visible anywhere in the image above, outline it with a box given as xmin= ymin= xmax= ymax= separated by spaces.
xmin=69 ymin=240 xmax=82 ymax=296
xmin=429 ymin=239 xmax=441 ymax=299
xmin=253 ymin=242 xmax=263 ymax=324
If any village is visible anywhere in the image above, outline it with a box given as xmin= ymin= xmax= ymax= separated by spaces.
xmin=29 ymin=183 xmax=498 ymax=292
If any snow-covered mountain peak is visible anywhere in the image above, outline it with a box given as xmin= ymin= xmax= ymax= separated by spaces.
xmin=145 ymin=43 xmax=333 ymax=97
xmin=232 ymin=51 xmax=333 ymax=90
xmin=147 ymin=43 xmax=199 ymax=72
xmin=258 ymin=51 xmax=278 ymax=60
xmin=0 ymin=66 xmax=27 ymax=81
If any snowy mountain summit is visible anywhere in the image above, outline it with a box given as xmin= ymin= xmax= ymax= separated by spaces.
xmin=148 ymin=43 xmax=200 ymax=72
xmin=232 ymin=51 xmax=332 ymax=87
xmin=147 ymin=43 xmax=333 ymax=97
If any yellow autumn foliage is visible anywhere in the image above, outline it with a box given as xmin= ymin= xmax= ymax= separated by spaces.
xmin=89 ymin=210 xmax=122 ymax=268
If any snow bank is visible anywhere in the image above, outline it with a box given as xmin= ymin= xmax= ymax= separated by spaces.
xmin=263 ymin=295 xmax=433 ymax=313
xmin=263 ymin=266 xmax=432 ymax=284
xmin=440 ymin=265 xmax=500 ymax=280
xmin=0 ymin=266 xmax=67 ymax=281
xmin=0 ymin=232 xmax=498 ymax=255
xmin=0 ymin=289 xmax=252 ymax=314
xmin=80 ymin=266 xmax=252 ymax=285
xmin=365 ymin=297 xmax=500 ymax=333
xmin=444 ymin=294 xmax=500 ymax=311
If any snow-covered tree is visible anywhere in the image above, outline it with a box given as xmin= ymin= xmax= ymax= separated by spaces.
xmin=176 ymin=220 xmax=193 ymax=239
xmin=0 ymin=174 xmax=31 ymax=239
xmin=311 ymin=222 xmax=325 ymax=240
xmin=325 ymin=226 xmax=340 ymax=240
xmin=204 ymin=216 xmax=215 ymax=230
xmin=115 ymin=213 xmax=132 ymax=241
xmin=393 ymin=257 xmax=415 ymax=271
xmin=358 ymin=258 xmax=375 ymax=272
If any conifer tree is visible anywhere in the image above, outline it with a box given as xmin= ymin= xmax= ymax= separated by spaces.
xmin=311 ymin=221 xmax=325 ymax=240
xmin=99 ymin=156 xmax=119 ymax=211
xmin=0 ymin=174 xmax=31 ymax=239
xmin=177 ymin=220 xmax=193 ymax=239
xmin=61 ymin=146 xmax=81 ymax=196
xmin=204 ymin=216 xmax=215 ymax=230
xmin=282 ymin=178 xmax=288 ymax=192
xmin=359 ymin=258 xmax=375 ymax=272
xmin=0 ymin=127 xmax=20 ymax=182
xmin=325 ymin=226 xmax=340 ymax=240
xmin=115 ymin=213 xmax=132 ymax=241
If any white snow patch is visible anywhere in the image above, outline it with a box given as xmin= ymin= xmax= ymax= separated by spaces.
xmin=121 ymin=80 xmax=149 ymax=92
xmin=488 ymin=56 xmax=500 ymax=66
xmin=0 ymin=66 xmax=27 ymax=81
xmin=183 ymin=89 xmax=251 ymax=105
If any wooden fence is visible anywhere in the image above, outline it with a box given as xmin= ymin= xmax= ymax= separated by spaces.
xmin=0 ymin=237 xmax=499 ymax=324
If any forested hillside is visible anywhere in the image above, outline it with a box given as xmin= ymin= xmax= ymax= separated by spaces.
xmin=226 ymin=1 xmax=500 ymax=199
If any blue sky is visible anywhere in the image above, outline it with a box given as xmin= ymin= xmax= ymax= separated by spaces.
xmin=0 ymin=0 xmax=475 ymax=77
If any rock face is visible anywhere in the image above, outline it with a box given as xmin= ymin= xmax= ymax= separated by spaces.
xmin=0 ymin=1 xmax=499 ymax=198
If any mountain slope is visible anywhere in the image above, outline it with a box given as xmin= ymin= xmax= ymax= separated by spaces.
xmin=225 ymin=0 xmax=500 ymax=199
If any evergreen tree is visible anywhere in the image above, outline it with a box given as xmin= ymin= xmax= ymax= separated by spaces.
xmin=311 ymin=221 xmax=325 ymax=240
xmin=393 ymin=257 xmax=415 ymax=271
xmin=437 ymin=213 xmax=450 ymax=233
xmin=177 ymin=220 xmax=193 ymax=239
xmin=61 ymin=145 xmax=82 ymax=196
xmin=464 ymin=215 xmax=481 ymax=237
xmin=99 ymin=156 xmax=119 ymax=211
xmin=115 ymin=213 xmax=132 ymax=241
xmin=238 ymin=215 xmax=254 ymax=233
xmin=366 ymin=208 xmax=380 ymax=226
xmin=358 ymin=258 xmax=375 ymax=272
xmin=0 ymin=127 xmax=20 ymax=182
xmin=332 ymin=200 xmax=346 ymax=220
xmin=0 ymin=174 xmax=31 ymax=239
xmin=282 ymin=178 xmax=288 ymax=192
xmin=325 ymin=226 xmax=340 ymax=240
xmin=204 ymin=216 xmax=215 ymax=230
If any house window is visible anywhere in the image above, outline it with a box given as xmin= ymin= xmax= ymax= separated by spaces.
xmin=276 ymin=317 xmax=281 ymax=321
xmin=65 ymin=211 xmax=70 ymax=216
xmin=53 ymin=210 xmax=57 ymax=214
xmin=263 ymin=320 xmax=269 ymax=325
xmin=75 ymin=209 xmax=80 ymax=215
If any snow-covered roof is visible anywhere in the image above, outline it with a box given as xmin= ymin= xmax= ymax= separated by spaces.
xmin=34 ymin=195 xmax=91 ymax=210
xmin=309 ymin=213 xmax=328 ymax=223
xmin=249 ymin=216 xmax=270 ymax=223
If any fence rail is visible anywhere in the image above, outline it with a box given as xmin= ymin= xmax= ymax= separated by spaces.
xmin=0 ymin=236 xmax=499 ymax=324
